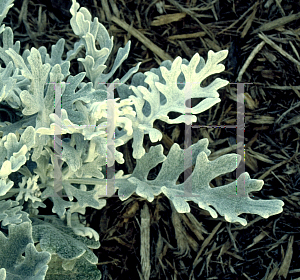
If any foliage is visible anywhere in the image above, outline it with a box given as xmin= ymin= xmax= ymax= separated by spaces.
xmin=0 ymin=0 xmax=284 ymax=279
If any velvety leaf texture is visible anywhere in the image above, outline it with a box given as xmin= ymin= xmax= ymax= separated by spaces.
xmin=0 ymin=0 xmax=285 ymax=279
xmin=115 ymin=139 xmax=284 ymax=226
xmin=0 ymin=221 xmax=51 ymax=280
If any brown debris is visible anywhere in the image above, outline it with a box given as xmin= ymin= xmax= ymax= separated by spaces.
xmin=111 ymin=15 xmax=174 ymax=62
xmin=251 ymin=11 xmax=300 ymax=34
xmin=277 ymin=235 xmax=294 ymax=279
xmin=258 ymin=33 xmax=300 ymax=69
xmin=150 ymin=13 xmax=186 ymax=26
xmin=2 ymin=0 xmax=300 ymax=279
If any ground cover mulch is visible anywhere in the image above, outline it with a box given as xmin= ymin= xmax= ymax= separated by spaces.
xmin=2 ymin=0 xmax=300 ymax=279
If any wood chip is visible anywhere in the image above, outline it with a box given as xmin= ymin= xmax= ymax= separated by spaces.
xmin=277 ymin=235 xmax=294 ymax=278
xmin=237 ymin=40 xmax=265 ymax=82
xmin=151 ymin=13 xmax=186 ymax=26
xmin=249 ymin=115 xmax=275 ymax=124
xmin=193 ymin=222 xmax=222 ymax=267
xmin=252 ymin=12 xmax=300 ymax=33
xmin=258 ymin=153 xmax=297 ymax=180
xmin=246 ymin=230 xmax=270 ymax=250
xmin=275 ymin=115 xmax=300 ymax=131
xmin=247 ymin=148 xmax=275 ymax=164
xmin=258 ymin=33 xmax=300 ymax=68
xmin=240 ymin=1 xmax=259 ymax=38
xmin=111 ymin=15 xmax=174 ymax=62
xmin=167 ymin=31 xmax=206 ymax=40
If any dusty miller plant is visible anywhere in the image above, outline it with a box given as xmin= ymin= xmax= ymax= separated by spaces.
xmin=0 ymin=0 xmax=284 ymax=279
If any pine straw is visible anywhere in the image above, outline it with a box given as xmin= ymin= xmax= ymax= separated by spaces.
xmin=2 ymin=0 xmax=300 ymax=279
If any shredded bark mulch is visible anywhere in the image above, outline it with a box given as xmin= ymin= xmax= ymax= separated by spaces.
xmin=2 ymin=0 xmax=300 ymax=279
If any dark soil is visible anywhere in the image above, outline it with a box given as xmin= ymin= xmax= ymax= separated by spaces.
xmin=2 ymin=0 xmax=300 ymax=279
